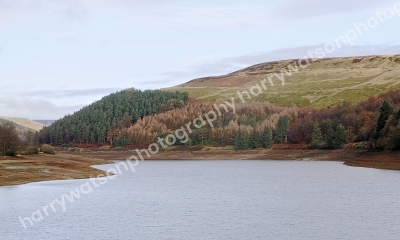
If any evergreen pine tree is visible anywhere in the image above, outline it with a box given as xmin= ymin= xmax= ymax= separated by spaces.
xmin=311 ymin=123 xmax=324 ymax=149
xmin=241 ymin=131 xmax=249 ymax=150
xmin=375 ymin=101 xmax=394 ymax=138
xmin=261 ymin=127 xmax=273 ymax=149
xmin=275 ymin=116 xmax=289 ymax=143
xmin=396 ymin=110 xmax=400 ymax=121
xmin=235 ymin=130 xmax=249 ymax=150
xmin=333 ymin=124 xmax=347 ymax=149
xmin=388 ymin=122 xmax=400 ymax=150
xmin=39 ymin=89 xmax=189 ymax=145
xmin=249 ymin=130 xmax=259 ymax=149
xmin=325 ymin=124 xmax=335 ymax=149
xmin=234 ymin=130 xmax=243 ymax=150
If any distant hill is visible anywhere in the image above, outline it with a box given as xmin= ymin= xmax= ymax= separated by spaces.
xmin=0 ymin=116 xmax=44 ymax=132
xmin=167 ymin=55 xmax=400 ymax=108
xmin=33 ymin=120 xmax=56 ymax=126
xmin=0 ymin=118 xmax=41 ymax=141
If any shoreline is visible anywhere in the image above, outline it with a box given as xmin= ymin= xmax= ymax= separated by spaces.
xmin=1 ymin=149 xmax=399 ymax=187
xmin=0 ymin=153 xmax=112 ymax=187
xmin=69 ymin=148 xmax=400 ymax=170
xmin=65 ymin=148 xmax=400 ymax=169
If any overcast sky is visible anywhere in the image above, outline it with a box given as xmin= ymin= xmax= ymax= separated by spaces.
xmin=1 ymin=0 xmax=400 ymax=119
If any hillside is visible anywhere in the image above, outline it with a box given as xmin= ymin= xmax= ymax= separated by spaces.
xmin=37 ymin=56 xmax=400 ymax=152
xmin=99 ymin=90 xmax=400 ymax=151
xmin=168 ymin=55 xmax=400 ymax=108
xmin=0 ymin=118 xmax=40 ymax=142
xmin=0 ymin=116 xmax=44 ymax=132
xmin=40 ymin=89 xmax=188 ymax=145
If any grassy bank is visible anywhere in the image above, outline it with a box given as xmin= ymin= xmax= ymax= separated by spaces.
xmin=0 ymin=153 xmax=111 ymax=187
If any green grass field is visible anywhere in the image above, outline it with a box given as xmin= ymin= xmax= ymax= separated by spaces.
xmin=167 ymin=55 xmax=400 ymax=107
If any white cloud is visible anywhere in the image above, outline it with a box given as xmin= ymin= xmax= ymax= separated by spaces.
xmin=273 ymin=0 xmax=397 ymax=20
xmin=0 ymin=96 xmax=83 ymax=119
xmin=1 ymin=0 xmax=396 ymax=30
xmin=0 ymin=0 xmax=180 ymax=21
xmin=12 ymin=88 xmax=122 ymax=99
xmin=0 ymin=1 xmax=273 ymax=29
xmin=0 ymin=88 xmax=121 ymax=118
xmin=117 ymin=3 xmax=272 ymax=29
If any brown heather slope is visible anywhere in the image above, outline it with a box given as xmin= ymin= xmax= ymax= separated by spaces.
xmin=167 ymin=55 xmax=400 ymax=108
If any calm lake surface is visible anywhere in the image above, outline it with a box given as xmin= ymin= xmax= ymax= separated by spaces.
xmin=1 ymin=160 xmax=400 ymax=240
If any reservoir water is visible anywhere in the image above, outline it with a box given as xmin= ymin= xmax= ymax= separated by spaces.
xmin=1 ymin=160 xmax=400 ymax=239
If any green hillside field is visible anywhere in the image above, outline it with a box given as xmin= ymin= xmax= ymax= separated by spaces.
xmin=167 ymin=55 xmax=400 ymax=108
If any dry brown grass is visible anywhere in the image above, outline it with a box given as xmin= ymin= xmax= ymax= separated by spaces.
xmin=344 ymin=152 xmax=400 ymax=170
xmin=0 ymin=153 xmax=111 ymax=186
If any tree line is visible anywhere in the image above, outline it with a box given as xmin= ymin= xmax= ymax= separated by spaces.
xmin=0 ymin=123 xmax=20 ymax=156
xmin=0 ymin=120 xmax=40 ymax=156
xmin=39 ymin=89 xmax=189 ymax=145
xmin=37 ymin=88 xmax=400 ymax=152
xmin=107 ymin=100 xmax=297 ymax=148
xmin=291 ymin=90 xmax=400 ymax=150
xmin=373 ymin=100 xmax=400 ymax=150
xmin=105 ymin=90 xmax=400 ymax=151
